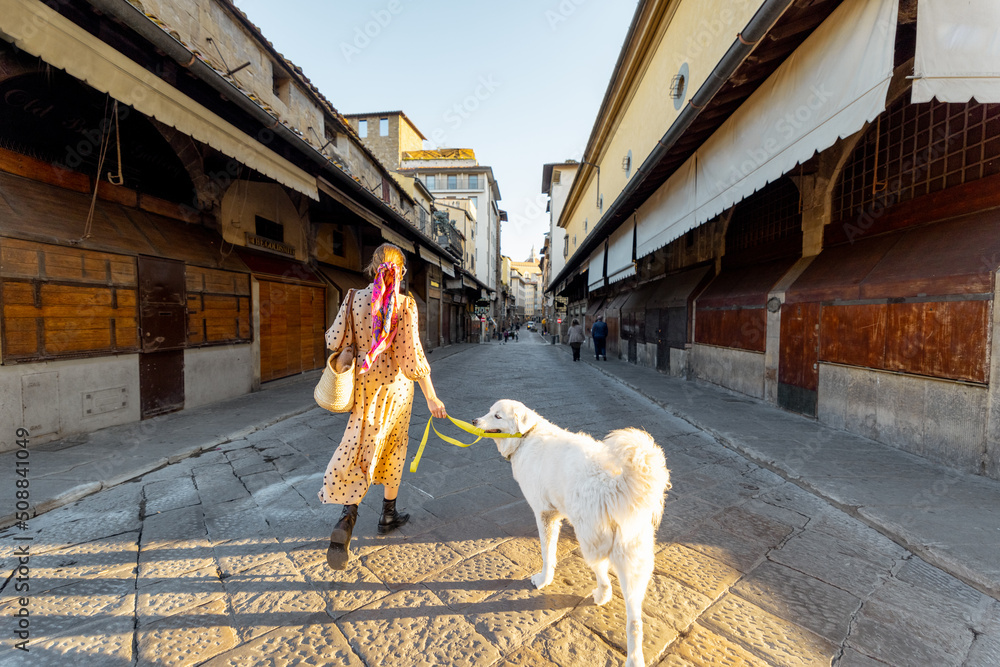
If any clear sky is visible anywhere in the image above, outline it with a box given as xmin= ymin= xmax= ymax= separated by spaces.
xmin=232 ymin=0 xmax=638 ymax=263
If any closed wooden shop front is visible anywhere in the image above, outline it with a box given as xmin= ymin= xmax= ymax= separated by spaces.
xmin=240 ymin=251 xmax=326 ymax=383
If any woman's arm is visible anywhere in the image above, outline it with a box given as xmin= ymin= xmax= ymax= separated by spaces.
xmin=417 ymin=376 xmax=447 ymax=418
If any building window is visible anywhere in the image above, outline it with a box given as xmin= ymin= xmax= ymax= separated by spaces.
xmin=358 ymin=119 xmax=367 ymax=138
xmin=272 ymin=66 xmax=290 ymax=104
xmin=584 ymin=218 xmax=588 ymax=232
xmin=426 ymin=175 xmax=436 ymax=189
xmin=380 ymin=117 xmax=389 ymax=136
xmin=448 ymin=174 xmax=457 ymax=189
xmin=331 ymin=228 xmax=345 ymax=256
xmin=563 ymin=235 xmax=569 ymax=258
xmin=552 ymin=170 xmax=561 ymax=184
xmin=469 ymin=174 xmax=479 ymax=189
xmin=255 ymin=215 xmax=283 ymax=242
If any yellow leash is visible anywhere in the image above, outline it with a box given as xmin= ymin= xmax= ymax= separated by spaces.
xmin=409 ymin=415 xmax=522 ymax=473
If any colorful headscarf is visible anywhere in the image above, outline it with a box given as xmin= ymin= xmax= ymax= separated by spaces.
xmin=360 ymin=262 xmax=401 ymax=373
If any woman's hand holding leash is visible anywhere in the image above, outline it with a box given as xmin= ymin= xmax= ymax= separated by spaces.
xmin=417 ymin=376 xmax=447 ymax=418
xmin=427 ymin=396 xmax=447 ymax=419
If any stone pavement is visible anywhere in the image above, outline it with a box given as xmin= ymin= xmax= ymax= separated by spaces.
xmin=0 ymin=333 xmax=998 ymax=665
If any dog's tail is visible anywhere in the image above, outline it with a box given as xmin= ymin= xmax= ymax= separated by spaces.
xmin=604 ymin=428 xmax=671 ymax=530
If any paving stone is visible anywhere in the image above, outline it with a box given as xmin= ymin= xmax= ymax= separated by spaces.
xmin=709 ymin=505 xmax=795 ymax=547
xmin=482 ymin=499 xmax=539 ymax=538
xmin=427 ymin=515 xmax=510 ymax=559
xmin=137 ymin=597 xmax=236 ymax=666
xmin=739 ymin=498 xmax=810 ymax=530
xmin=360 ymin=539 xmax=463 ymax=590
xmin=644 ymin=573 xmax=714 ymax=632
xmin=144 ymin=476 xmax=200 ymax=514
xmin=572 ymin=573 xmax=683 ymax=664
xmin=138 ymin=540 xmax=216 ymax=584
xmin=141 ymin=505 xmax=208 ymax=548
xmin=4 ymin=614 xmax=134 ymax=666
xmin=406 ymin=464 xmax=485 ymax=499
xmin=214 ymin=537 xmax=285 ymax=578
xmin=338 ymin=588 xmax=501 ymax=666
xmin=421 ymin=484 xmax=519 ymax=522
xmin=847 ymin=578 xmax=977 ymax=667
xmin=492 ymin=646 xmax=554 ymax=667
xmin=201 ymin=616 xmax=363 ymax=666
xmin=522 ymin=616 xmax=625 ymax=666
xmin=466 ymin=582 xmax=578 ymax=653
xmin=287 ymin=545 xmax=391 ymax=619
xmin=225 ymin=565 xmax=326 ymax=642
xmin=666 ymin=622 xmax=771 ymax=667
xmin=732 ymin=560 xmax=861 ymax=644
xmin=429 ymin=548 xmax=526 ymax=610
xmin=653 ymin=544 xmax=741 ymax=600
xmin=895 ymin=555 xmax=990 ymax=612
xmin=204 ymin=507 xmax=273 ymax=544
xmin=15 ymin=508 xmax=141 ymax=555
xmin=658 ymin=495 xmax=722 ymax=535
xmin=837 ymin=647 xmax=894 ymax=667
xmin=768 ymin=528 xmax=895 ymax=597
xmin=701 ymin=593 xmax=838 ymax=666
xmin=2 ymin=576 xmax=136 ymax=643
xmin=242 ymin=470 xmax=287 ymax=498
xmin=32 ymin=532 xmax=139 ymax=584
xmin=675 ymin=523 xmax=770 ymax=573
xmin=656 ymin=654 xmax=699 ymax=667
xmin=495 ymin=533 xmax=580 ymax=573
xmin=136 ymin=569 xmax=226 ymax=626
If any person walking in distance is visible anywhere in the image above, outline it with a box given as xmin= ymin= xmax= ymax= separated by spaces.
xmin=567 ymin=318 xmax=585 ymax=362
xmin=592 ymin=314 xmax=609 ymax=361
xmin=319 ymin=243 xmax=447 ymax=570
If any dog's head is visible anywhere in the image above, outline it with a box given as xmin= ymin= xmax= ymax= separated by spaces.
xmin=473 ymin=399 xmax=539 ymax=460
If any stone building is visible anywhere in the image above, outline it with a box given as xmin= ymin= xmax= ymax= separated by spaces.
xmin=0 ymin=0 xmax=470 ymax=450
xmin=550 ymin=0 xmax=1000 ymax=479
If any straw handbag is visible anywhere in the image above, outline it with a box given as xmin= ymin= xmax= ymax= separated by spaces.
xmin=315 ymin=289 xmax=358 ymax=413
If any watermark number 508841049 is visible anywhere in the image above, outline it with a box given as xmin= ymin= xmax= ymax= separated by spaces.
xmin=12 ymin=427 xmax=31 ymax=652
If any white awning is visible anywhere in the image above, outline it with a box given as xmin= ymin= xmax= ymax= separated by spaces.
xmin=440 ymin=262 xmax=456 ymax=277
xmin=636 ymin=156 xmax=697 ymax=257
xmin=631 ymin=0 xmax=897 ymax=258
xmin=606 ymin=221 xmax=635 ymax=284
xmin=912 ymin=0 xmax=1000 ymax=103
xmin=418 ymin=246 xmax=441 ymax=266
xmin=693 ymin=0 xmax=898 ymax=225
xmin=587 ymin=244 xmax=606 ymax=291
xmin=380 ymin=227 xmax=415 ymax=252
xmin=0 ymin=0 xmax=319 ymax=201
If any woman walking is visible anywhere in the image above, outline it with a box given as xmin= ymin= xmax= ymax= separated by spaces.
xmin=320 ymin=243 xmax=447 ymax=569
xmin=567 ymin=318 xmax=585 ymax=361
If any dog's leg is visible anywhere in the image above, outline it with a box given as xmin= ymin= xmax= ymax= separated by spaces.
xmin=531 ymin=510 xmax=561 ymax=589
xmin=589 ymin=557 xmax=613 ymax=606
xmin=613 ymin=532 xmax=654 ymax=667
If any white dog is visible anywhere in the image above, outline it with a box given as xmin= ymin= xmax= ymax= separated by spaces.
xmin=474 ymin=399 xmax=670 ymax=667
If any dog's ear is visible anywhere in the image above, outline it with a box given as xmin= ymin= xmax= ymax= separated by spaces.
xmin=512 ymin=404 xmax=538 ymax=435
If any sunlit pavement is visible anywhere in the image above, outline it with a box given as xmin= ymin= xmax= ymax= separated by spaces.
xmin=1 ymin=333 xmax=998 ymax=665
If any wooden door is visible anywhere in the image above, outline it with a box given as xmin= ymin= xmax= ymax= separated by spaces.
xmin=778 ymin=302 xmax=820 ymax=416
xmin=258 ymin=280 xmax=326 ymax=382
xmin=137 ymin=256 xmax=186 ymax=418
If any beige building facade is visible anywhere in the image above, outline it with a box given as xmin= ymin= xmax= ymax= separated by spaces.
xmin=551 ymin=0 xmax=1000 ymax=479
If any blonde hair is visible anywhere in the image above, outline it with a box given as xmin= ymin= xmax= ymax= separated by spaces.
xmin=365 ymin=243 xmax=406 ymax=278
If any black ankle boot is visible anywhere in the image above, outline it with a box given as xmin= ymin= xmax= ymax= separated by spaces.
xmin=378 ymin=497 xmax=409 ymax=534
xmin=327 ymin=503 xmax=358 ymax=570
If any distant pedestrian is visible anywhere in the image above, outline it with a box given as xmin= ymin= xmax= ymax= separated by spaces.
xmin=592 ymin=314 xmax=608 ymax=361
xmin=503 ymin=329 xmax=509 ymax=344
xmin=567 ymin=318 xmax=585 ymax=361
xmin=319 ymin=243 xmax=447 ymax=570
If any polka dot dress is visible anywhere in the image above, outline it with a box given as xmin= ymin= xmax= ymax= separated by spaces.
xmin=319 ymin=286 xmax=431 ymax=505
